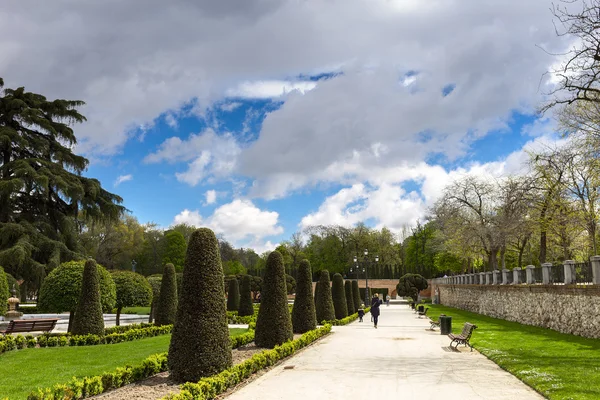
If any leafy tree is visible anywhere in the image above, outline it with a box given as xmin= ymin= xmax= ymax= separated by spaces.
xmin=168 ymin=229 xmax=232 ymax=382
xmin=344 ymin=280 xmax=355 ymax=315
xmin=238 ymin=275 xmax=254 ymax=317
xmin=38 ymin=260 xmax=116 ymax=332
xmin=351 ymin=280 xmax=361 ymax=310
xmin=0 ymin=266 xmax=9 ymax=315
xmin=315 ymin=270 xmax=335 ymax=323
xmin=291 ymin=259 xmax=316 ymax=333
xmin=396 ymin=273 xmax=428 ymax=302
xmin=136 ymin=224 xmax=165 ymax=276
xmin=331 ymin=273 xmax=348 ymax=319
xmin=156 ymin=263 xmax=178 ymax=326
xmin=71 ymin=259 xmax=105 ymax=336
xmin=111 ymin=270 xmax=153 ymax=326
xmin=162 ymin=230 xmax=187 ymax=272
xmin=0 ymin=78 xmax=124 ymax=293
xmin=147 ymin=274 xmax=162 ymax=323
xmin=226 ymin=277 xmax=240 ymax=311
xmin=255 ymin=251 xmax=293 ymax=348
xmin=223 ymin=260 xmax=247 ymax=276
xmin=285 ymin=273 xmax=296 ymax=294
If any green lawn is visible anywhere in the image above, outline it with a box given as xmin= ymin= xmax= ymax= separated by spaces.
xmin=428 ymin=305 xmax=600 ymax=400
xmin=114 ymin=306 xmax=151 ymax=315
xmin=0 ymin=328 xmax=248 ymax=400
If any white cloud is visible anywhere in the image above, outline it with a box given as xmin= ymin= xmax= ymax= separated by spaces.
xmin=173 ymin=209 xmax=203 ymax=226
xmin=205 ymin=190 xmax=217 ymax=205
xmin=226 ymin=80 xmax=317 ymax=98
xmin=219 ymin=102 xmax=242 ymax=112
xmin=114 ymin=174 xmax=133 ymax=187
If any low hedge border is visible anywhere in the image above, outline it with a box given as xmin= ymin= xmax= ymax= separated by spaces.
xmin=226 ymin=311 xmax=256 ymax=325
xmin=322 ymin=307 xmax=371 ymax=326
xmin=164 ymin=324 xmax=332 ymax=400
xmin=27 ymin=327 xmax=256 ymax=399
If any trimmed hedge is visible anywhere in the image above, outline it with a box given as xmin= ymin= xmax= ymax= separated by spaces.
xmin=71 ymin=259 xmax=105 ymax=336
xmin=344 ymin=280 xmax=355 ymax=315
xmin=156 ymin=263 xmax=178 ymax=326
xmin=324 ymin=307 xmax=371 ymax=326
xmin=165 ymin=324 xmax=332 ymax=400
xmin=331 ymin=273 xmax=348 ymax=320
xmin=226 ymin=277 xmax=240 ymax=311
xmin=0 ymin=266 xmax=9 ymax=315
xmin=315 ymin=270 xmax=335 ymax=323
xmin=169 ymin=228 xmax=232 ymax=382
xmin=291 ymin=259 xmax=317 ymax=334
xmin=147 ymin=275 xmax=162 ymax=323
xmin=227 ymin=311 xmax=256 ymax=325
xmin=255 ymin=251 xmax=293 ymax=348
xmin=238 ymin=275 xmax=254 ymax=317
xmin=351 ymin=280 xmax=361 ymax=310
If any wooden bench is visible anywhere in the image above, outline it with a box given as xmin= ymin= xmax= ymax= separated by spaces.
xmin=0 ymin=319 xmax=59 ymax=335
xmin=418 ymin=307 xmax=429 ymax=318
xmin=448 ymin=322 xmax=477 ymax=351
xmin=429 ymin=314 xmax=445 ymax=330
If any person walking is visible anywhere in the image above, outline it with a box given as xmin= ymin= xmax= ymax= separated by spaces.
xmin=371 ymin=293 xmax=382 ymax=328
xmin=386 ymin=294 xmax=390 ymax=306
xmin=357 ymin=304 xmax=365 ymax=322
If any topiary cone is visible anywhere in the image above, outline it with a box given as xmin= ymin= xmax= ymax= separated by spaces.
xmin=332 ymin=273 xmax=348 ymax=320
xmin=156 ymin=263 xmax=178 ymax=326
xmin=352 ymin=280 xmax=361 ymax=310
xmin=227 ymin=277 xmax=240 ymax=311
xmin=255 ymin=251 xmax=293 ymax=348
xmin=238 ymin=275 xmax=254 ymax=317
xmin=168 ymin=228 xmax=232 ymax=382
xmin=71 ymin=259 xmax=105 ymax=336
xmin=291 ymin=259 xmax=317 ymax=333
xmin=345 ymin=280 xmax=355 ymax=315
xmin=315 ymin=270 xmax=335 ymax=323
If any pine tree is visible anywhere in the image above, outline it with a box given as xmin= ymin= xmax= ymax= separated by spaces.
xmin=71 ymin=259 xmax=105 ymax=336
xmin=0 ymin=78 xmax=125 ymax=292
xmin=291 ymin=259 xmax=317 ymax=333
xmin=344 ymin=280 xmax=355 ymax=315
xmin=331 ymin=273 xmax=348 ymax=319
xmin=238 ymin=274 xmax=254 ymax=317
xmin=168 ymin=228 xmax=231 ymax=382
xmin=352 ymin=280 xmax=361 ymax=310
xmin=226 ymin=277 xmax=240 ymax=311
xmin=0 ymin=266 xmax=9 ymax=315
xmin=315 ymin=270 xmax=335 ymax=323
xmin=156 ymin=263 xmax=178 ymax=326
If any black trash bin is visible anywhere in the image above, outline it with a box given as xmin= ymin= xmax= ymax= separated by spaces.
xmin=440 ymin=315 xmax=452 ymax=335
xmin=417 ymin=305 xmax=425 ymax=313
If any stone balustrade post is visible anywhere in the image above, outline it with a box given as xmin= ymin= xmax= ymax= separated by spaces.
xmin=541 ymin=263 xmax=552 ymax=284
xmin=591 ymin=256 xmax=600 ymax=285
xmin=486 ymin=272 xmax=492 ymax=285
xmin=492 ymin=270 xmax=500 ymax=284
xmin=564 ymin=260 xmax=576 ymax=284
xmin=513 ymin=268 xmax=521 ymax=284
xmin=479 ymin=272 xmax=485 ymax=285
xmin=502 ymin=269 xmax=510 ymax=284
xmin=525 ymin=265 xmax=535 ymax=284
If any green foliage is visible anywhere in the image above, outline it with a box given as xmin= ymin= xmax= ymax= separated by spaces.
xmin=238 ymin=275 xmax=254 ymax=317
xmin=146 ymin=274 xmax=161 ymax=322
xmin=324 ymin=307 xmax=371 ymax=326
xmin=226 ymin=277 xmax=240 ymax=311
xmin=223 ymin=260 xmax=247 ymax=276
xmin=162 ymin=231 xmax=187 ymax=271
xmin=71 ymin=260 xmax=105 ymax=336
xmin=370 ymin=288 xmax=389 ymax=299
xmin=315 ymin=270 xmax=335 ymax=323
xmin=255 ymin=251 xmax=293 ymax=348
xmin=4 ymin=271 xmax=18 ymax=299
xmin=331 ymin=273 xmax=348 ymax=320
xmin=396 ymin=273 xmax=428 ymax=302
xmin=344 ymin=280 xmax=355 ymax=315
xmin=291 ymin=259 xmax=317 ymax=333
xmin=0 ymin=267 xmax=8 ymax=315
xmin=38 ymin=260 xmax=116 ymax=314
xmin=155 ymin=264 xmax=177 ymax=326
xmin=168 ymin=228 xmax=232 ymax=382
xmin=285 ymin=273 xmax=296 ymax=294
xmin=111 ymin=270 xmax=153 ymax=325
xmin=351 ymin=280 xmax=361 ymax=309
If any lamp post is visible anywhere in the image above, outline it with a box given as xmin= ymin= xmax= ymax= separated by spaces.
xmin=353 ymin=249 xmax=379 ymax=307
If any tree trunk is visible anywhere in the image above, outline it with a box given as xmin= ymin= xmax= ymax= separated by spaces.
xmin=116 ymin=307 xmax=122 ymax=326
xmin=148 ymin=302 xmax=154 ymax=323
xmin=488 ymin=249 xmax=498 ymax=271
xmin=500 ymin=246 xmax=506 ymax=270
xmin=539 ymin=204 xmax=548 ymax=264
xmin=68 ymin=310 xmax=75 ymax=333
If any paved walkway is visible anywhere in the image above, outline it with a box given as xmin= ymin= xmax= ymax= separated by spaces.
xmin=226 ymin=301 xmax=543 ymax=400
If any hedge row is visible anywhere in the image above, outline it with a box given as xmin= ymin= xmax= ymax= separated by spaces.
xmin=226 ymin=311 xmax=257 ymax=325
xmin=164 ymin=324 xmax=332 ymax=400
xmin=323 ymin=307 xmax=371 ymax=326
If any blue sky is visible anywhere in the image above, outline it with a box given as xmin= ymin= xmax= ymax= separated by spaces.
xmin=1 ymin=0 xmax=569 ymax=252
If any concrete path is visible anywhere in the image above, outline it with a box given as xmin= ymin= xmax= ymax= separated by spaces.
xmin=226 ymin=301 xmax=544 ymax=400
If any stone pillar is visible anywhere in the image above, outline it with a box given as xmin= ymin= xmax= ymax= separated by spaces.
xmin=591 ymin=256 xmax=600 ymax=285
xmin=469 ymin=274 xmax=474 ymax=284
xmin=525 ymin=265 xmax=535 ymax=284
xmin=486 ymin=272 xmax=492 ymax=285
xmin=564 ymin=260 xmax=576 ymax=284
xmin=492 ymin=270 xmax=500 ymax=284
xmin=541 ymin=263 xmax=552 ymax=284
xmin=502 ymin=269 xmax=510 ymax=284
xmin=513 ymin=268 xmax=521 ymax=284
xmin=479 ymin=272 xmax=485 ymax=285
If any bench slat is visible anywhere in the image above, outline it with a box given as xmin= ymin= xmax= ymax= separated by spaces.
xmin=0 ymin=318 xmax=58 ymax=335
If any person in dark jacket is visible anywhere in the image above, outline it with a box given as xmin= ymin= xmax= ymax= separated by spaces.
xmin=371 ymin=293 xmax=382 ymax=328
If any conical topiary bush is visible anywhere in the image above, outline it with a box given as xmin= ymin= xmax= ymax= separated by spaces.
xmin=332 ymin=273 xmax=348 ymax=320
xmin=238 ymin=275 xmax=254 ymax=317
xmin=345 ymin=280 xmax=355 ymax=315
xmin=156 ymin=263 xmax=178 ymax=326
xmin=352 ymin=280 xmax=361 ymax=310
xmin=227 ymin=277 xmax=240 ymax=311
xmin=168 ymin=228 xmax=232 ymax=382
xmin=255 ymin=251 xmax=293 ymax=348
xmin=291 ymin=259 xmax=317 ymax=333
xmin=315 ymin=270 xmax=335 ymax=323
xmin=71 ymin=259 xmax=105 ymax=336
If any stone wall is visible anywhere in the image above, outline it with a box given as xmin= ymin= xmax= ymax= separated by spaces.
xmin=434 ymin=284 xmax=600 ymax=338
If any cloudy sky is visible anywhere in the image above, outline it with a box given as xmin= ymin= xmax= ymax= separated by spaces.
xmin=0 ymin=0 xmax=574 ymax=252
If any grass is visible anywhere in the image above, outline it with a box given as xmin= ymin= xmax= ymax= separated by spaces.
xmin=0 ymin=328 xmax=248 ymax=400
xmin=114 ymin=306 xmax=151 ymax=315
xmin=428 ymin=305 xmax=600 ymax=400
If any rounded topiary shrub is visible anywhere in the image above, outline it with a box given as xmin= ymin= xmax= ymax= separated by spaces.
xmin=0 ymin=267 xmax=9 ymax=315
xmin=345 ymin=280 xmax=355 ymax=315
xmin=238 ymin=275 xmax=254 ymax=317
xmin=111 ymin=270 xmax=153 ymax=326
xmin=168 ymin=228 xmax=232 ymax=382
xmin=71 ymin=259 xmax=105 ymax=336
xmin=147 ymin=275 xmax=162 ymax=323
xmin=38 ymin=260 xmax=116 ymax=332
xmin=352 ymin=280 xmax=361 ymax=310
xmin=255 ymin=251 xmax=293 ymax=348
xmin=226 ymin=277 xmax=240 ymax=311
xmin=331 ymin=273 xmax=348 ymax=320
xmin=315 ymin=270 xmax=335 ymax=323
xmin=156 ymin=263 xmax=178 ymax=326
xmin=291 ymin=259 xmax=317 ymax=333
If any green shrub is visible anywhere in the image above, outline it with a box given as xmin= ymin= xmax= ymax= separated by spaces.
xmin=162 ymin=230 xmax=187 ymax=271
xmin=291 ymin=259 xmax=317 ymax=334
xmin=0 ymin=266 xmax=9 ymax=315
xmin=255 ymin=251 xmax=293 ymax=348
xmin=351 ymin=280 xmax=361 ymax=310
xmin=71 ymin=260 xmax=105 ymax=336
xmin=147 ymin=275 xmax=162 ymax=323
xmin=331 ymin=273 xmax=348 ymax=320
xmin=5 ymin=271 xmax=19 ymax=299
xmin=168 ymin=228 xmax=232 ymax=382
xmin=111 ymin=270 xmax=153 ymax=326
xmin=156 ymin=264 xmax=178 ymax=326
xmin=238 ymin=275 xmax=254 ymax=317
xmin=324 ymin=307 xmax=371 ymax=326
xmin=315 ymin=270 xmax=335 ymax=323
xmin=226 ymin=277 xmax=240 ymax=311
xmin=397 ymin=273 xmax=428 ymax=302
xmin=344 ymin=280 xmax=355 ymax=315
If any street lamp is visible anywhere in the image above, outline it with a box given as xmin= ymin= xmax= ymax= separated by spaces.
xmin=352 ymin=249 xmax=379 ymax=307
